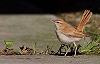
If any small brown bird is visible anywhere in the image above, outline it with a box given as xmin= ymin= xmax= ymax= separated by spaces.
xmin=51 ymin=10 xmax=92 ymax=57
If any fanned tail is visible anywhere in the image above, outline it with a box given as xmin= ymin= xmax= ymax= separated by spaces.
xmin=77 ymin=10 xmax=92 ymax=32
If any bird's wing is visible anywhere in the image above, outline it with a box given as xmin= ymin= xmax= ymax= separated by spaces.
xmin=61 ymin=29 xmax=85 ymax=38
xmin=72 ymin=30 xmax=85 ymax=38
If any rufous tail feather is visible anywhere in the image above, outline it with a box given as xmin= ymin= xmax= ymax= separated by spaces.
xmin=77 ymin=10 xmax=92 ymax=32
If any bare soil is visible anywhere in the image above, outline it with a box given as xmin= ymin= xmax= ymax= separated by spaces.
xmin=0 ymin=55 xmax=100 ymax=64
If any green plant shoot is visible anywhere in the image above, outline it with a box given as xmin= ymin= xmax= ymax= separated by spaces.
xmin=5 ymin=41 xmax=14 ymax=48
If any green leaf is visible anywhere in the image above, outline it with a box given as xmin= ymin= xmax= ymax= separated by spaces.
xmin=80 ymin=41 xmax=96 ymax=52
xmin=86 ymin=41 xmax=96 ymax=49
xmin=5 ymin=41 xmax=14 ymax=48
xmin=95 ymin=37 xmax=100 ymax=43
xmin=80 ymin=37 xmax=100 ymax=54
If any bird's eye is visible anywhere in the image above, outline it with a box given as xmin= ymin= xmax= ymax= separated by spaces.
xmin=56 ymin=22 xmax=59 ymax=23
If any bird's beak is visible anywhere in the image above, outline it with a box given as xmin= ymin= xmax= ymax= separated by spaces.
xmin=50 ymin=20 xmax=55 ymax=23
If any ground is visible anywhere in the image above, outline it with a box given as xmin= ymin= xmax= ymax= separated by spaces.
xmin=0 ymin=55 xmax=100 ymax=64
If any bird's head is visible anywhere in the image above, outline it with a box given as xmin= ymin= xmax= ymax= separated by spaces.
xmin=51 ymin=19 xmax=67 ymax=29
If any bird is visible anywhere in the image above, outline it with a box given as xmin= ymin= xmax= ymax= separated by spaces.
xmin=51 ymin=10 xmax=92 ymax=57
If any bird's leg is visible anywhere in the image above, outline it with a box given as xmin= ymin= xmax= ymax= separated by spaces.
xmin=64 ymin=44 xmax=71 ymax=56
xmin=73 ymin=42 xmax=77 ymax=57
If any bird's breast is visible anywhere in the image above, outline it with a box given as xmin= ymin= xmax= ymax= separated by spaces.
xmin=56 ymin=31 xmax=82 ymax=43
